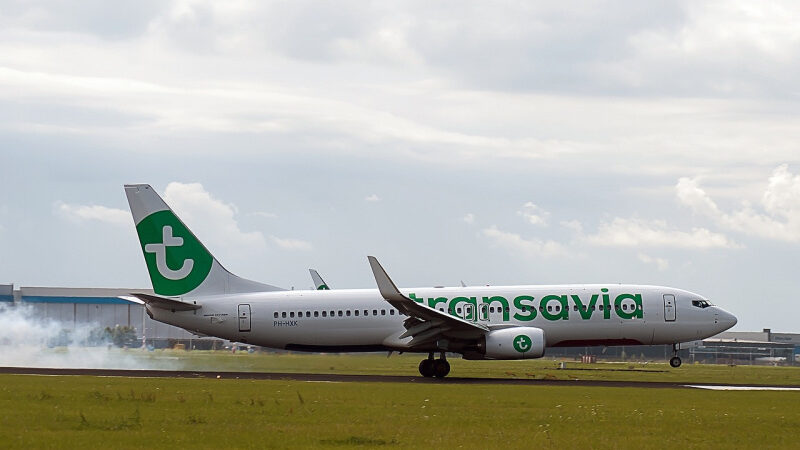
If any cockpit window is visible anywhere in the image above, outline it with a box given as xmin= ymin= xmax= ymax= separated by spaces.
xmin=691 ymin=300 xmax=712 ymax=309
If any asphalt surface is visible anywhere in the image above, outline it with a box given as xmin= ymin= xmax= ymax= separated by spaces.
xmin=3 ymin=366 xmax=799 ymax=389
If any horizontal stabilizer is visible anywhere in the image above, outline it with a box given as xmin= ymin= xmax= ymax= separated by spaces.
xmin=120 ymin=293 xmax=201 ymax=311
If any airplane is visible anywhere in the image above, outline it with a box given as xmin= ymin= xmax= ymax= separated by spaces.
xmin=122 ymin=184 xmax=738 ymax=378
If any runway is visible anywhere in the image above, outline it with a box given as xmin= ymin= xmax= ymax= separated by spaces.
xmin=2 ymin=367 xmax=800 ymax=390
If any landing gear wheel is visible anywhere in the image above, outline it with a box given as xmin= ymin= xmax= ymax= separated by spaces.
xmin=433 ymin=359 xmax=450 ymax=378
xmin=419 ymin=359 xmax=435 ymax=377
xmin=669 ymin=356 xmax=682 ymax=368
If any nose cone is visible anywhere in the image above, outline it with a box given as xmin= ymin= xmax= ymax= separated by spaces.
xmin=718 ymin=309 xmax=737 ymax=331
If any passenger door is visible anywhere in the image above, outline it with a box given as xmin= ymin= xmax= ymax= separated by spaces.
xmin=663 ymin=294 xmax=676 ymax=322
xmin=238 ymin=304 xmax=252 ymax=332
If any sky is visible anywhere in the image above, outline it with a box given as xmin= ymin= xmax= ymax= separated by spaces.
xmin=1 ymin=1 xmax=800 ymax=331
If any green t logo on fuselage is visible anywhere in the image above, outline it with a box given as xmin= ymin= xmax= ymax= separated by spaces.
xmin=136 ymin=210 xmax=212 ymax=296
xmin=513 ymin=335 xmax=532 ymax=353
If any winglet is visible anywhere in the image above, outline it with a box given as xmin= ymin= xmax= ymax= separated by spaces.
xmin=368 ymin=256 xmax=405 ymax=302
xmin=309 ymin=269 xmax=330 ymax=290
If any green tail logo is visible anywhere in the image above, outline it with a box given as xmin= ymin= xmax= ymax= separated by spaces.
xmin=136 ymin=210 xmax=213 ymax=296
xmin=317 ymin=284 xmax=330 ymax=290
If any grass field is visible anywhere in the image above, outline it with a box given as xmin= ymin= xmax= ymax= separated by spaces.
xmin=121 ymin=349 xmax=800 ymax=386
xmin=1 ymin=373 xmax=799 ymax=449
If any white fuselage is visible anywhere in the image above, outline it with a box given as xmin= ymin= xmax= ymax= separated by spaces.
xmin=147 ymin=284 xmax=737 ymax=353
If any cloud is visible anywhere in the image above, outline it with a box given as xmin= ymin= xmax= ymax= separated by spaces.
xmin=250 ymin=211 xmax=278 ymax=219
xmin=462 ymin=213 xmax=475 ymax=224
xmin=560 ymin=220 xmax=583 ymax=233
xmin=677 ymin=165 xmax=800 ymax=242
xmin=163 ymin=182 xmax=266 ymax=249
xmin=637 ymin=253 xmax=669 ymax=271
xmin=517 ymin=202 xmax=550 ymax=226
xmin=583 ymin=217 xmax=739 ymax=249
xmin=481 ymin=225 xmax=567 ymax=258
xmin=270 ymin=235 xmax=313 ymax=251
xmin=365 ymin=194 xmax=381 ymax=202
xmin=55 ymin=202 xmax=130 ymax=226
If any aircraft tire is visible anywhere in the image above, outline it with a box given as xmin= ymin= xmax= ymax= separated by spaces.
xmin=419 ymin=359 xmax=435 ymax=377
xmin=433 ymin=359 xmax=450 ymax=378
xmin=669 ymin=356 xmax=682 ymax=368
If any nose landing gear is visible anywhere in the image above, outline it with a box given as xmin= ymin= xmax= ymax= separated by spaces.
xmin=669 ymin=343 xmax=682 ymax=368
xmin=419 ymin=352 xmax=450 ymax=378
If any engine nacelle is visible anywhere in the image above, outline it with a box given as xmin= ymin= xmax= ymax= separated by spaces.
xmin=480 ymin=327 xmax=545 ymax=360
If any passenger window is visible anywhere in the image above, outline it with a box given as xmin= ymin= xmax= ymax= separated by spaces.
xmin=346 ymin=310 xmax=351 ymax=317
xmin=364 ymin=310 xmax=368 ymax=316
xmin=390 ymin=310 xmax=395 ymax=315
xmin=354 ymin=310 xmax=359 ymax=316
xmin=274 ymin=312 xmax=278 ymax=318
xmin=314 ymin=311 xmax=319 ymax=317
xmin=322 ymin=311 xmax=327 ymax=317
xmin=547 ymin=305 xmax=552 ymax=312
xmin=306 ymin=311 xmax=311 ymax=317
xmin=490 ymin=307 xmax=495 ymax=313
xmin=381 ymin=310 xmax=386 ymax=315
xmin=373 ymin=310 xmax=378 ymax=315
xmin=457 ymin=308 xmax=462 ymax=314
xmin=573 ymin=306 xmax=578 ymax=311
xmin=290 ymin=312 xmax=295 ymax=318
xmin=282 ymin=312 xmax=287 ymax=318
xmin=338 ymin=311 xmax=343 ymax=317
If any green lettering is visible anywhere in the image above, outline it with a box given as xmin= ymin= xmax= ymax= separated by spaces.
xmin=409 ymin=293 xmax=424 ymax=304
xmin=602 ymin=289 xmax=611 ymax=319
xmin=540 ymin=295 xmax=568 ymax=321
xmin=614 ymin=293 xmax=643 ymax=319
xmin=482 ymin=296 xmax=510 ymax=321
xmin=513 ymin=295 xmax=536 ymax=321
xmin=428 ymin=296 xmax=448 ymax=310
xmin=449 ymin=296 xmax=477 ymax=321
xmin=570 ymin=294 xmax=599 ymax=320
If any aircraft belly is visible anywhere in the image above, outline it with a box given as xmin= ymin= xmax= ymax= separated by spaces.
xmin=537 ymin=317 xmax=651 ymax=347
xmin=250 ymin=318 xmax=402 ymax=349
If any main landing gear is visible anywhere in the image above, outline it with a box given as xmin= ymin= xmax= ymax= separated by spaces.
xmin=669 ymin=343 xmax=682 ymax=368
xmin=419 ymin=352 xmax=450 ymax=378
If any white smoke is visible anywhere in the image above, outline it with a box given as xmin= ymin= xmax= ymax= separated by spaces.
xmin=0 ymin=304 xmax=177 ymax=370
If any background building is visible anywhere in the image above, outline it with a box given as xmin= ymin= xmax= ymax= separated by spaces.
xmin=1 ymin=284 xmax=224 ymax=349
xmin=691 ymin=329 xmax=800 ymax=365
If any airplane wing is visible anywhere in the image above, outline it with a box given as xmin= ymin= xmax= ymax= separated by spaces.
xmin=119 ymin=292 xmax=201 ymax=311
xmin=368 ymin=256 xmax=487 ymax=347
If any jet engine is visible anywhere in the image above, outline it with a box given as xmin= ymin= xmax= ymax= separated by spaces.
xmin=479 ymin=327 xmax=545 ymax=360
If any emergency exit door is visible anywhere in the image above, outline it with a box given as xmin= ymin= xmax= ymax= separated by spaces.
xmin=663 ymin=294 xmax=676 ymax=322
xmin=238 ymin=304 xmax=251 ymax=332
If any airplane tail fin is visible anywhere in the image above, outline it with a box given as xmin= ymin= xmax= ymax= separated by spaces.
xmin=124 ymin=184 xmax=284 ymax=297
